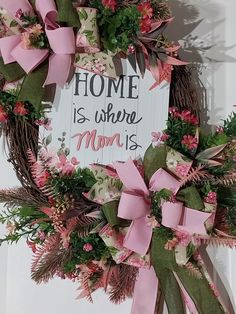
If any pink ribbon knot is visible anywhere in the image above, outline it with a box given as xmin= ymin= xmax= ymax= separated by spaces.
xmin=115 ymin=159 xmax=182 ymax=255
xmin=0 ymin=0 xmax=75 ymax=87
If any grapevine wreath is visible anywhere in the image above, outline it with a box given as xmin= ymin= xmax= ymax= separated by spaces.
xmin=1 ymin=1 xmax=235 ymax=314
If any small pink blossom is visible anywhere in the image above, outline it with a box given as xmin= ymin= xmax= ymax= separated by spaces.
xmin=164 ymin=237 xmax=178 ymax=250
xmin=56 ymin=154 xmax=76 ymax=176
xmin=175 ymin=230 xmax=191 ymax=246
xmin=216 ymin=126 xmax=224 ymax=134
xmin=147 ymin=215 xmax=160 ymax=229
xmin=127 ymin=45 xmax=135 ymax=54
xmin=181 ymin=135 xmax=198 ymax=150
xmin=204 ymin=191 xmax=217 ymax=204
xmin=71 ymin=156 xmax=80 ymax=166
xmin=15 ymin=9 xmax=23 ymax=19
xmin=152 ymin=131 xmax=169 ymax=147
xmin=35 ymin=118 xmax=52 ymax=131
xmin=233 ymin=155 xmax=236 ymax=162
xmin=83 ymin=243 xmax=93 ymax=252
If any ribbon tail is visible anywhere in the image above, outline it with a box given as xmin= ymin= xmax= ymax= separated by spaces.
xmin=11 ymin=44 xmax=49 ymax=74
xmin=0 ymin=35 xmax=21 ymax=64
xmin=131 ymin=267 xmax=158 ymax=314
xmin=44 ymin=54 xmax=71 ymax=87
xmin=174 ymin=260 xmax=226 ymax=314
xmin=173 ymin=272 xmax=199 ymax=314
xmin=124 ymin=217 xmax=152 ymax=256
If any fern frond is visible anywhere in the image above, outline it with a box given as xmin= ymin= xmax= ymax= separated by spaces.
xmin=77 ymin=273 xmax=93 ymax=303
xmin=109 ymin=264 xmax=138 ymax=304
xmin=180 ymin=164 xmax=212 ymax=188
xmin=31 ymin=247 xmax=71 ymax=284
xmin=214 ymin=172 xmax=236 ymax=186
xmin=202 ymin=236 xmax=236 ymax=248
xmin=31 ymin=233 xmax=61 ymax=272
xmin=184 ymin=262 xmax=203 ymax=279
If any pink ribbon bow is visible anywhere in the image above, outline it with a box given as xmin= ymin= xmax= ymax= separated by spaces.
xmin=0 ymin=0 xmax=75 ymax=87
xmin=115 ymin=158 xmax=182 ymax=255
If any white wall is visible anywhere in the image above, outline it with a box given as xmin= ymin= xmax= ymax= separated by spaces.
xmin=1 ymin=1 xmax=236 ymax=313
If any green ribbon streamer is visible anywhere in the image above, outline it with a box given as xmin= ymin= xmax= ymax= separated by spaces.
xmin=102 ymin=201 xmax=130 ymax=227
xmin=18 ymin=62 xmax=48 ymax=110
xmin=151 ymin=230 xmax=224 ymax=314
xmin=56 ymin=0 xmax=81 ymax=27
xmin=0 ymin=58 xmax=25 ymax=82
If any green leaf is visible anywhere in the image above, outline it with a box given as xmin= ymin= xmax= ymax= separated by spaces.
xmin=79 ymin=8 xmax=88 ymax=20
xmin=10 ymin=20 xmax=19 ymax=27
xmin=196 ymin=144 xmax=227 ymax=161
xmin=102 ymin=201 xmax=130 ymax=227
xmin=46 ymin=134 xmax=52 ymax=146
xmin=144 ymin=144 xmax=167 ymax=182
xmin=177 ymin=186 xmax=205 ymax=210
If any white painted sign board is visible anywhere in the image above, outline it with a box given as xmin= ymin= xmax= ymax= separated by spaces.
xmin=47 ymin=62 xmax=170 ymax=166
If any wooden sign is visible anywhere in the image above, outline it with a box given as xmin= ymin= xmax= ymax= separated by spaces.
xmin=47 ymin=63 xmax=170 ymax=166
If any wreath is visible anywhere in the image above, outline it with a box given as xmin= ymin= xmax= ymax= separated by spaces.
xmin=1 ymin=1 xmax=234 ymax=314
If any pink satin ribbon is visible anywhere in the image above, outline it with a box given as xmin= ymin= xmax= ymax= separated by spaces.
xmin=131 ymin=267 xmax=158 ymax=314
xmin=0 ymin=0 xmax=75 ymax=86
xmin=115 ymin=159 xmax=182 ymax=256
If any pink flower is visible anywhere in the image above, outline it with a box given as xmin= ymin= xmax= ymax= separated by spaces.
xmin=137 ymin=2 xmax=153 ymax=19
xmin=169 ymin=107 xmax=179 ymax=117
xmin=15 ymin=9 xmax=23 ymax=19
xmin=62 ymin=163 xmax=75 ymax=176
xmin=13 ymin=102 xmax=29 ymax=116
xmin=204 ymin=191 xmax=217 ymax=204
xmin=179 ymin=110 xmax=199 ymax=125
xmin=175 ymin=163 xmax=190 ymax=177
xmin=0 ymin=105 xmax=8 ymax=122
xmin=216 ymin=126 xmax=224 ymax=134
xmin=175 ymin=230 xmax=191 ymax=246
xmin=128 ymin=45 xmax=135 ymax=54
xmin=152 ymin=131 xmax=169 ymax=147
xmin=209 ymin=283 xmax=220 ymax=297
xmin=35 ymin=118 xmax=52 ymax=131
xmin=233 ymin=155 xmax=236 ymax=162
xmin=71 ymin=156 xmax=80 ymax=166
xmin=56 ymin=154 xmax=76 ymax=175
xmin=181 ymin=135 xmax=198 ymax=150
xmin=83 ymin=243 xmax=93 ymax=252
xmin=140 ymin=18 xmax=152 ymax=33
xmin=102 ymin=0 xmax=117 ymax=11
